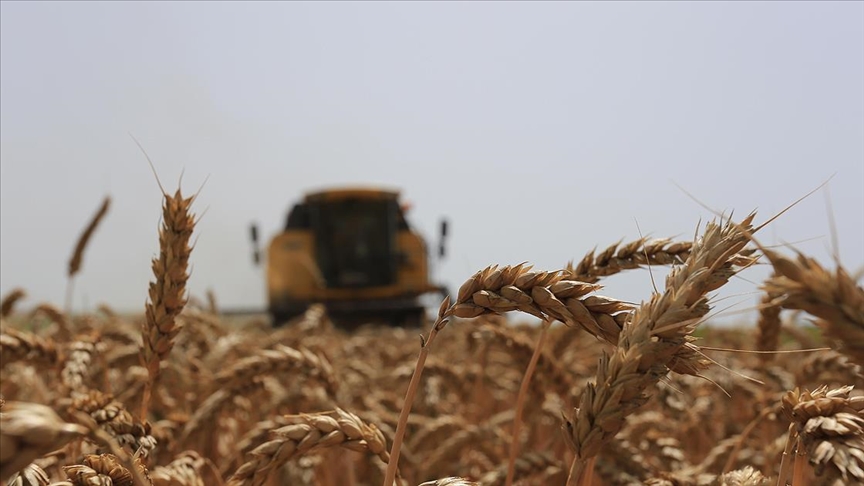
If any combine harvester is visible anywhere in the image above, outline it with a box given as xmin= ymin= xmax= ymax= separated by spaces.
xmin=250 ymin=186 xmax=448 ymax=328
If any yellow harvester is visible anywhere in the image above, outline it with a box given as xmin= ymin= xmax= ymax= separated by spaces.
xmin=260 ymin=186 xmax=447 ymax=327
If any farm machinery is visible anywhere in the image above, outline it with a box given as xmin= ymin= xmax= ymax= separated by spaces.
xmin=251 ymin=187 xmax=448 ymax=327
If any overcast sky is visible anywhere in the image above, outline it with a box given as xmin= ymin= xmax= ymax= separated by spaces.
xmin=1 ymin=2 xmax=862 ymax=322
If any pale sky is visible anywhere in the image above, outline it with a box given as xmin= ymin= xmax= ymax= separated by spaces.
xmin=1 ymin=2 xmax=862 ymax=321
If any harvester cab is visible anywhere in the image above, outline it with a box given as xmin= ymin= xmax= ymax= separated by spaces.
xmin=253 ymin=187 xmax=447 ymax=328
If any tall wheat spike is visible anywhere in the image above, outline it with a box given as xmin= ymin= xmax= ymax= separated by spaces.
xmin=563 ymin=213 xmax=756 ymax=484
xmin=140 ymin=187 xmax=196 ymax=419
xmin=66 ymin=196 xmax=111 ymax=314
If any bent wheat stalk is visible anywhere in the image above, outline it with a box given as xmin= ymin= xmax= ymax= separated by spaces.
xmin=762 ymin=250 xmax=864 ymax=367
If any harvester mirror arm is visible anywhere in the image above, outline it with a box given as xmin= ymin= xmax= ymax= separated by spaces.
xmin=438 ymin=218 xmax=449 ymax=259
xmin=249 ymin=222 xmax=261 ymax=266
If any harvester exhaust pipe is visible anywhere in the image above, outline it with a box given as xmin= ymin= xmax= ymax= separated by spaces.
xmin=438 ymin=218 xmax=448 ymax=258
xmin=250 ymin=222 xmax=261 ymax=265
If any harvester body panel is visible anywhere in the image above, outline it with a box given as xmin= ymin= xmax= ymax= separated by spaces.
xmin=266 ymin=187 xmax=442 ymax=326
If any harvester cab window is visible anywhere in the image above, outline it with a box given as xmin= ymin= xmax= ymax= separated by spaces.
xmin=285 ymin=204 xmax=310 ymax=230
xmin=311 ymin=198 xmax=398 ymax=288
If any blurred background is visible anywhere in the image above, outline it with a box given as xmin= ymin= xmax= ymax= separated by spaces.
xmin=1 ymin=2 xmax=862 ymax=322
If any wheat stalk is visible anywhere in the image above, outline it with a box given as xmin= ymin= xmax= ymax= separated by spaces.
xmin=756 ymin=280 xmax=783 ymax=362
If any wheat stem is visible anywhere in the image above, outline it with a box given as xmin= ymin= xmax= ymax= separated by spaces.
xmin=505 ymin=319 xmax=550 ymax=486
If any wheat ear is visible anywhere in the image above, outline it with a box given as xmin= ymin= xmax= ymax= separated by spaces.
xmin=762 ymin=250 xmax=864 ymax=366
xmin=0 ymin=401 xmax=88 ymax=481
xmin=140 ymin=187 xmax=195 ymax=419
xmin=226 ymin=408 xmax=391 ymax=486
xmin=0 ymin=288 xmax=26 ymax=318
xmin=566 ymin=237 xmax=691 ymax=283
xmin=66 ymin=196 xmax=111 ymax=313
xmin=563 ymin=213 xmax=756 ymax=484
xmin=780 ymin=385 xmax=864 ymax=484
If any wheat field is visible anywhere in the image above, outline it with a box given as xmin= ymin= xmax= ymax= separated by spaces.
xmin=1 ymin=187 xmax=863 ymax=486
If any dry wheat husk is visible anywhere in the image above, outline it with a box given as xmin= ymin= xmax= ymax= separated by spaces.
xmin=31 ymin=304 xmax=73 ymax=338
xmin=564 ymin=214 xmax=757 ymax=480
xmin=566 ymin=237 xmax=692 ymax=283
xmin=213 ymin=344 xmax=336 ymax=397
xmin=1 ymin=288 xmax=26 ymax=318
xmin=226 ymin=408 xmax=391 ymax=486
xmin=62 ymin=334 xmax=100 ymax=397
xmin=5 ymin=463 xmax=49 ymax=486
xmin=716 ymin=466 xmax=770 ymax=485
xmin=798 ymin=351 xmax=863 ymax=388
xmin=0 ymin=328 xmax=59 ymax=369
xmin=418 ymin=479 xmax=479 ymax=486
xmin=763 ymin=250 xmax=864 ymax=366
xmin=140 ymin=187 xmax=196 ymax=418
xmin=0 ymin=401 xmax=88 ymax=481
xmin=68 ymin=196 xmax=111 ymax=279
xmin=62 ymin=454 xmax=149 ymax=486
xmin=70 ymin=390 xmax=157 ymax=458
xmin=150 ymin=451 xmax=208 ymax=486
xmin=445 ymin=263 xmax=634 ymax=346
xmin=781 ymin=385 xmax=864 ymax=483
